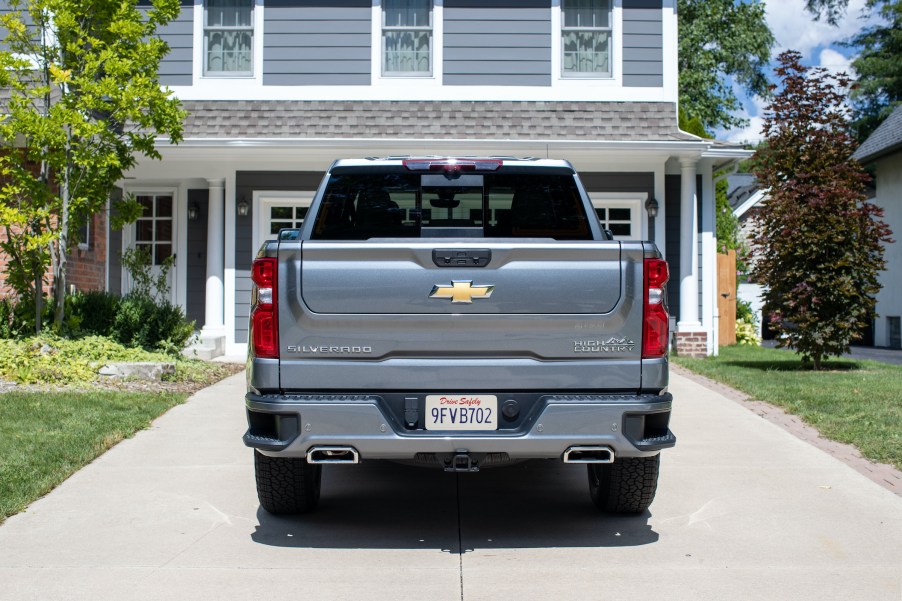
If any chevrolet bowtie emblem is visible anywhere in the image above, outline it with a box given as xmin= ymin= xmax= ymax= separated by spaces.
xmin=429 ymin=281 xmax=495 ymax=304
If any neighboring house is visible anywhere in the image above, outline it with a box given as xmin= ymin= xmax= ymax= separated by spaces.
xmin=853 ymin=104 xmax=902 ymax=350
xmin=3 ymin=0 xmax=748 ymax=358
xmin=727 ymin=173 xmax=767 ymax=338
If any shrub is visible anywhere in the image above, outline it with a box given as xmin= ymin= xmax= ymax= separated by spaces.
xmin=736 ymin=320 xmax=761 ymax=346
xmin=66 ymin=290 xmax=120 ymax=337
xmin=112 ymin=293 xmax=195 ymax=354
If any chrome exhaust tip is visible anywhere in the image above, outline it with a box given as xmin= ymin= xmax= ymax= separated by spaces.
xmin=307 ymin=446 xmax=360 ymax=464
xmin=562 ymin=446 xmax=615 ymax=464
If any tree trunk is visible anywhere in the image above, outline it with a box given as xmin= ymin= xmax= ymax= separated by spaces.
xmin=53 ymin=130 xmax=72 ymax=329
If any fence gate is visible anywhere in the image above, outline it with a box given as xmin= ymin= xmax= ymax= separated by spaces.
xmin=717 ymin=250 xmax=737 ymax=346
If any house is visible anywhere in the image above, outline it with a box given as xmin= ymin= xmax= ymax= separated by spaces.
xmin=853 ymin=104 xmax=902 ymax=349
xmin=727 ymin=173 xmax=767 ymax=338
xmin=5 ymin=0 xmax=748 ymax=358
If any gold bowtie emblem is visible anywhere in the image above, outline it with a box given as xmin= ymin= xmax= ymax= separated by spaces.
xmin=429 ymin=281 xmax=495 ymax=304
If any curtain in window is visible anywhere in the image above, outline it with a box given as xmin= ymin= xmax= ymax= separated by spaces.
xmin=384 ymin=0 xmax=431 ymax=73
xmin=205 ymin=0 xmax=253 ymax=73
xmin=562 ymin=0 xmax=611 ymax=75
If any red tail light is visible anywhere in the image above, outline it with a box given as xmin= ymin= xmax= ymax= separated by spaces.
xmin=251 ymin=257 xmax=278 ymax=359
xmin=643 ymin=258 xmax=669 ymax=359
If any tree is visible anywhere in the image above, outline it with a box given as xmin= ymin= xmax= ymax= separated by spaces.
xmin=806 ymin=0 xmax=851 ymax=24
xmin=0 ymin=0 xmax=186 ymax=333
xmin=846 ymin=1 xmax=902 ymax=141
xmin=678 ymin=0 xmax=774 ymax=132
xmin=752 ymin=51 xmax=892 ymax=369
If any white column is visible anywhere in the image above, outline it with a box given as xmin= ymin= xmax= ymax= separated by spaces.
xmin=202 ymin=178 xmax=226 ymax=338
xmin=700 ymin=161 xmax=717 ymax=354
xmin=678 ymin=157 xmax=701 ymax=330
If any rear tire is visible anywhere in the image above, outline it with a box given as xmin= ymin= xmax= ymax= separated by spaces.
xmin=587 ymin=454 xmax=660 ymax=514
xmin=254 ymin=450 xmax=322 ymax=514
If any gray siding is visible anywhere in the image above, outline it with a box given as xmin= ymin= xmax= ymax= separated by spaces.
xmin=444 ymin=0 xmax=551 ymax=87
xmin=234 ymin=171 xmax=324 ymax=343
xmin=139 ymin=0 xmax=193 ymax=86
xmin=263 ymin=0 xmax=371 ymax=86
xmin=186 ymin=189 xmax=208 ymax=328
xmin=622 ymin=0 xmax=663 ymax=87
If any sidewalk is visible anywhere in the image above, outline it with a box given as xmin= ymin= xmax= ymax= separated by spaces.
xmin=0 ymin=371 xmax=900 ymax=601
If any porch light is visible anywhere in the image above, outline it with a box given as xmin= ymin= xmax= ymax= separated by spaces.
xmin=188 ymin=202 xmax=200 ymax=221
xmin=645 ymin=197 xmax=659 ymax=218
xmin=237 ymin=198 xmax=249 ymax=217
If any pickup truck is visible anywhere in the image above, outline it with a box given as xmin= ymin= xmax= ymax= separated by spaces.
xmin=244 ymin=157 xmax=675 ymax=515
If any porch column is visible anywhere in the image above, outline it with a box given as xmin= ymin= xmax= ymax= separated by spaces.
xmin=202 ymin=178 xmax=226 ymax=338
xmin=676 ymin=157 xmax=706 ymax=357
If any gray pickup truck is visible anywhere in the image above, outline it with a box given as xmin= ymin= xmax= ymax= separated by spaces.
xmin=244 ymin=157 xmax=675 ymax=515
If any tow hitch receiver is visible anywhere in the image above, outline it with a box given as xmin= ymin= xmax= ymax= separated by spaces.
xmin=444 ymin=451 xmax=479 ymax=473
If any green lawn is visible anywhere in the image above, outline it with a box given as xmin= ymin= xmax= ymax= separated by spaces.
xmin=0 ymin=391 xmax=186 ymax=522
xmin=674 ymin=345 xmax=902 ymax=470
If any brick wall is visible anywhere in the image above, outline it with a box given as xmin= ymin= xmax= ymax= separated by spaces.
xmin=0 ymin=211 xmax=108 ymax=300
xmin=68 ymin=210 xmax=107 ymax=292
xmin=675 ymin=331 xmax=708 ymax=358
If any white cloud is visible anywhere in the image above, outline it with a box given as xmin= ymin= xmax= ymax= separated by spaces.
xmin=818 ymin=47 xmax=856 ymax=78
xmin=725 ymin=115 xmax=766 ymax=144
xmin=766 ymin=0 xmax=877 ymax=60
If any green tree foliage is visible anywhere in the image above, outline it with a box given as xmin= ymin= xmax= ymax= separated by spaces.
xmin=715 ymin=177 xmax=740 ymax=253
xmin=0 ymin=0 xmax=186 ymax=332
xmin=678 ymin=0 xmax=774 ymax=132
xmin=806 ymin=0 xmax=851 ymax=24
xmin=847 ymin=1 xmax=902 ymax=141
xmin=752 ymin=51 xmax=892 ymax=370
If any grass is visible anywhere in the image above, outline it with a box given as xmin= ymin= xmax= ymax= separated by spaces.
xmin=0 ymin=390 xmax=188 ymax=523
xmin=674 ymin=345 xmax=902 ymax=471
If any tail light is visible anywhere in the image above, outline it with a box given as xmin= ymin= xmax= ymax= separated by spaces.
xmin=251 ymin=257 xmax=278 ymax=359
xmin=643 ymin=258 xmax=669 ymax=359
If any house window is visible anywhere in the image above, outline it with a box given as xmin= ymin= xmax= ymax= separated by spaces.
xmin=589 ymin=193 xmax=644 ymax=240
xmin=267 ymin=203 xmax=310 ymax=237
xmin=76 ymin=217 xmax=91 ymax=251
xmin=383 ymin=0 xmax=432 ymax=76
xmin=204 ymin=0 xmax=254 ymax=76
xmin=135 ymin=194 xmax=174 ymax=265
xmin=562 ymin=0 xmax=612 ymax=77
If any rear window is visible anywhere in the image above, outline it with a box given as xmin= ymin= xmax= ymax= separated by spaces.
xmin=311 ymin=170 xmax=592 ymax=240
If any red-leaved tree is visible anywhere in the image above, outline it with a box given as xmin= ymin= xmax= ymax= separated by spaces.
xmin=752 ymin=50 xmax=893 ymax=370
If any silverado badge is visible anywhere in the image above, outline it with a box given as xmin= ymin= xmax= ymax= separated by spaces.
xmin=429 ymin=280 xmax=495 ymax=304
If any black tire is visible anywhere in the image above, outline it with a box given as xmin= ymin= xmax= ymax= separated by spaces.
xmin=254 ymin=450 xmax=322 ymax=515
xmin=587 ymin=454 xmax=660 ymax=514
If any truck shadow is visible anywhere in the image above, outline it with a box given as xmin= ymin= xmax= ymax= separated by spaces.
xmin=251 ymin=460 xmax=659 ymax=552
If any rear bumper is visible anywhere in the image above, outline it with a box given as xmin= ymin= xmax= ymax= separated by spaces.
xmin=244 ymin=392 xmax=675 ymax=461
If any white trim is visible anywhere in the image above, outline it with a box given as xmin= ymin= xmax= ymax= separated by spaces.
xmin=700 ymin=161 xmax=716 ymax=355
xmin=193 ymin=0 xmax=263 ymax=85
xmin=252 ymin=191 xmax=315 ymax=261
xmin=588 ymin=191 xmax=646 ymax=241
xmin=653 ymin=160 xmax=666 ymax=256
xmin=119 ymin=186 xmax=182 ymax=308
xmin=734 ymin=188 xmax=766 ymax=219
xmin=556 ymin=0 xmax=619 ymax=84
xmin=224 ymin=172 xmax=238 ymax=356
xmin=661 ymin=0 xmax=679 ymax=105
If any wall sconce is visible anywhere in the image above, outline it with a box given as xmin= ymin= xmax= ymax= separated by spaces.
xmin=644 ymin=197 xmax=659 ymax=218
xmin=237 ymin=198 xmax=249 ymax=217
xmin=187 ymin=202 xmax=200 ymax=221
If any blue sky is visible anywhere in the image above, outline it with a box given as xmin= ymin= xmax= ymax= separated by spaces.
xmin=719 ymin=0 xmax=883 ymax=143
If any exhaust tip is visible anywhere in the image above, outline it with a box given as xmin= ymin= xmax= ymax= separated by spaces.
xmin=307 ymin=446 xmax=360 ymax=464
xmin=563 ymin=446 xmax=615 ymax=464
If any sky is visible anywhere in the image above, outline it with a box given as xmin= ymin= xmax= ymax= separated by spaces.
xmin=719 ymin=0 xmax=883 ymax=143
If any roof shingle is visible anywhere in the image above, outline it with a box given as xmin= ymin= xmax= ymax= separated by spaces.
xmin=177 ymin=100 xmax=698 ymax=142
xmin=852 ymin=104 xmax=902 ymax=163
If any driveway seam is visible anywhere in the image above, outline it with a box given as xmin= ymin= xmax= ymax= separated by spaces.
xmin=671 ymin=364 xmax=902 ymax=497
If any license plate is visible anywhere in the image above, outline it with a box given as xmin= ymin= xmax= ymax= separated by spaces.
xmin=425 ymin=395 xmax=498 ymax=431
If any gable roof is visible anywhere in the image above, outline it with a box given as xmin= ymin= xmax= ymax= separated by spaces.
xmin=852 ymin=104 xmax=902 ymax=163
xmin=177 ymin=100 xmax=700 ymax=142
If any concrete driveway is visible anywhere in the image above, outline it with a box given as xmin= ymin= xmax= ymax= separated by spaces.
xmin=1 ymin=372 xmax=900 ymax=601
